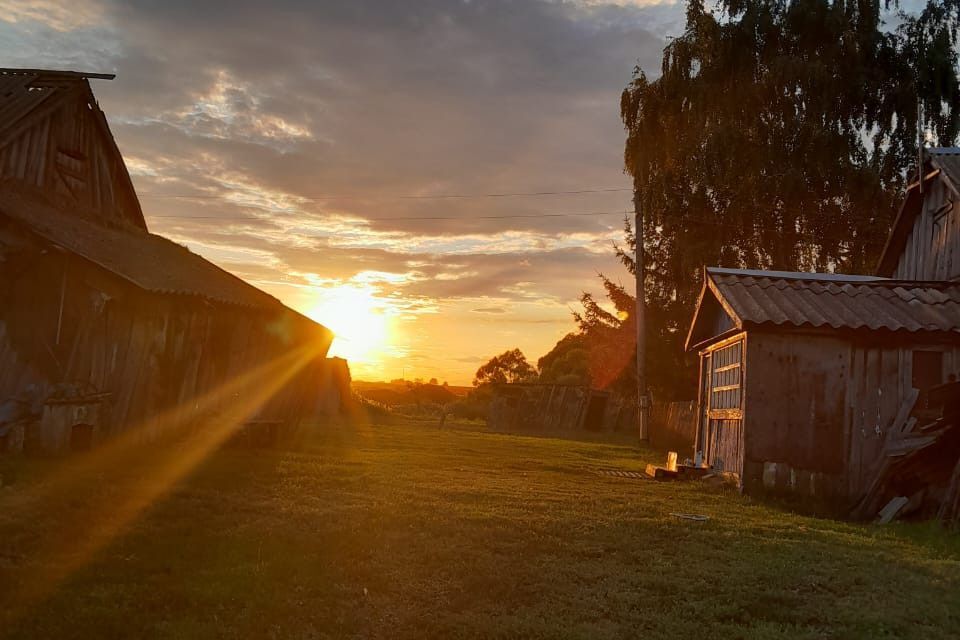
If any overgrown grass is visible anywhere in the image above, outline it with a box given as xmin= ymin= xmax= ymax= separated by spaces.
xmin=1 ymin=420 xmax=958 ymax=639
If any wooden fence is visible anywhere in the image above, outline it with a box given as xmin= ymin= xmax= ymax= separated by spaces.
xmin=649 ymin=400 xmax=697 ymax=458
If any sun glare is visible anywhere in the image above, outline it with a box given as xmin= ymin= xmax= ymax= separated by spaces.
xmin=307 ymin=285 xmax=390 ymax=363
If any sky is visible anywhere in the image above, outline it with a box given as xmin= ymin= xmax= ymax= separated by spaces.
xmin=0 ymin=0 xmax=685 ymax=384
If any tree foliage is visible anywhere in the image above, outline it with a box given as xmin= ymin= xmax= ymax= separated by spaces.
xmin=572 ymin=218 xmax=692 ymax=398
xmin=473 ymin=349 xmax=537 ymax=386
xmin=605 ymin=0 xmax=960 ymax=399
xmin=537 ymin=333 xmax=591 ymax=386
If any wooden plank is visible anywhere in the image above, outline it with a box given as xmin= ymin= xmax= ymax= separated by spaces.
xmin=862 ymin=348 xmax=882 ymax=481
xmin=901 ymin=417 xmax=918 ymax=435
xmin=879 ymin=348 xmax=899 ymax=434
xmin=707 ymin=408 xmax=742 ymax=420
xmin=877 ymin=496 xmax=909 ymax=524
xmin=889 ymin=388 xmax=919 ymax=434
xmin=886 ymin=434 xmax=938 ymax=457
xmin=849 ymin=346 xmax=867 ymax=497
xmin=703 ymin=332 xmax=747 ymax=354
xmin=0 ymin=68 xmax=115 ymax=80
xmin=645 ymin=464 xmax=679 ymax=480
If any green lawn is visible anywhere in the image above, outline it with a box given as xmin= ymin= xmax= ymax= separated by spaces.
xmin=1 ymin=421 xmax=958 ymax=639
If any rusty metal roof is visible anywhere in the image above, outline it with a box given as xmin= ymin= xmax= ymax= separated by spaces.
xmin=687 ymin=267 xmax=960 ymax=349
xmin=0 ymin=186 xmax=324 ymax=321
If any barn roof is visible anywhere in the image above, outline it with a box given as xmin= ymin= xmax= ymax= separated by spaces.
xmin=877 ymin=147 xmax=960 ymax=276
xmin=686 ymin=267 xmax=960 ymax=350
xmin=0 ymin=186 xmax=323 ymax=322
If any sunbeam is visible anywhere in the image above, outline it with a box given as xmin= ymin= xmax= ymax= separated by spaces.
xmin=0 ymin=342 xmax=325 ymax=623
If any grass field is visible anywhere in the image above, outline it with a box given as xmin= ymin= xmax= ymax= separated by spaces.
xmin=1 ymin=421 xmax=958 ymax=639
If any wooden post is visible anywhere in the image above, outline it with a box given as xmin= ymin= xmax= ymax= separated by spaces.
xmin=635 ymin=207 xmax=649 ymax=441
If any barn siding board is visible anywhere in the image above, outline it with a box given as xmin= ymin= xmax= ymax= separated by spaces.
xmin=842 ymin=342 xmax=856 ymax=497
xmin=856 ymin=348 xmax=880 ymax=495
xmin=879 ymin=348 xmax=899 ymax=432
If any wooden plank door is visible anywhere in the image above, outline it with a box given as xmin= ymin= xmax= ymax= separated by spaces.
xmin=704 ymin=339 xmax=744 ymax=476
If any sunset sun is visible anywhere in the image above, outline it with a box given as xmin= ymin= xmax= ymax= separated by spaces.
xmin=306 ymin=285 xmax=390 ymax=363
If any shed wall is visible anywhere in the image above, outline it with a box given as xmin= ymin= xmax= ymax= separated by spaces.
xmin=844 ymin=340 xmax=960 ymax=498
xmin=741 ymin=330 xmax=960 ymax=502
xmin=742 ymin=332 xmax=849 ymax=498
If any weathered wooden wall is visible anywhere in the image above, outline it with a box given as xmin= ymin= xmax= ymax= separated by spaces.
xmin=0 ymin=73 xmax=144 ymax=229
xmin=0 ymin=220 xmax=332 ymax=449
xmin=738 ymin=330 xmax=960 ymax=503
xmin=893 ymin=177 xmax=960 ymax=281
xmin=844 ymin=340 xmax=960 ymax=499
xmin=741 ymin=332 xmax=849 ymax=499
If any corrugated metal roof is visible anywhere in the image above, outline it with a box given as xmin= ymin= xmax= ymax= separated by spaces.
xmin=0 ymin=186 xmax=317 ymax=315
xmin=705 ymin=267 xmax=960 ymax=335
xmin=708 ymin=267 xmax=884 ymax=282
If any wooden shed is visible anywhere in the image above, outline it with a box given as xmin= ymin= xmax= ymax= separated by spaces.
xmin=685 ymin=147 xmax=960 ymax=507
xmin=0 ymin=69 xmax=335 ymax=452
xmin=686 ymin=268 xmax=960 ymax=504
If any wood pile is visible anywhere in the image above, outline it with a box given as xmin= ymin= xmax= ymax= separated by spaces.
xmin=851 ymin=384 xmax=960 ymax=529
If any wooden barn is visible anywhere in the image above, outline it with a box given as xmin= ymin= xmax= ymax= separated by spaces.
xmin=686 ymin=148 xmax=960 ymax=507
xmin=0 ymin=69 xmax=334 ymax=453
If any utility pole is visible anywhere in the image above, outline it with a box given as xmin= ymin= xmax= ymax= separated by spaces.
xmin=917 ymin=98 xmax=925 ymax=199
xmin=635 ymin=204 xmax=649 ymax=441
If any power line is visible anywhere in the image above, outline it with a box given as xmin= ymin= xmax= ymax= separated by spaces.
xmin=147 ymin=207 xmax=884 ymax=247
xmin=148 ymin=209 xmax=633 ymax=221
xmin=138 ymin=187 xmax=633 ymax=201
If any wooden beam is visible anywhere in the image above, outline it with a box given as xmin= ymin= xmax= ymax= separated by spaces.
xmin=0 ymin=68 xmax=115 ymax=80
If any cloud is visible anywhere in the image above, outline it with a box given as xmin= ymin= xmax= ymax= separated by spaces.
xmin=0 ymin=0 xmax=105 ymax=31
xmin=0 ymin=0 xmax=683 ymax=382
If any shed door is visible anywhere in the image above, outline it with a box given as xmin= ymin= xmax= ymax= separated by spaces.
xmin=702 ymin=339 xmax=744 ymax=475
